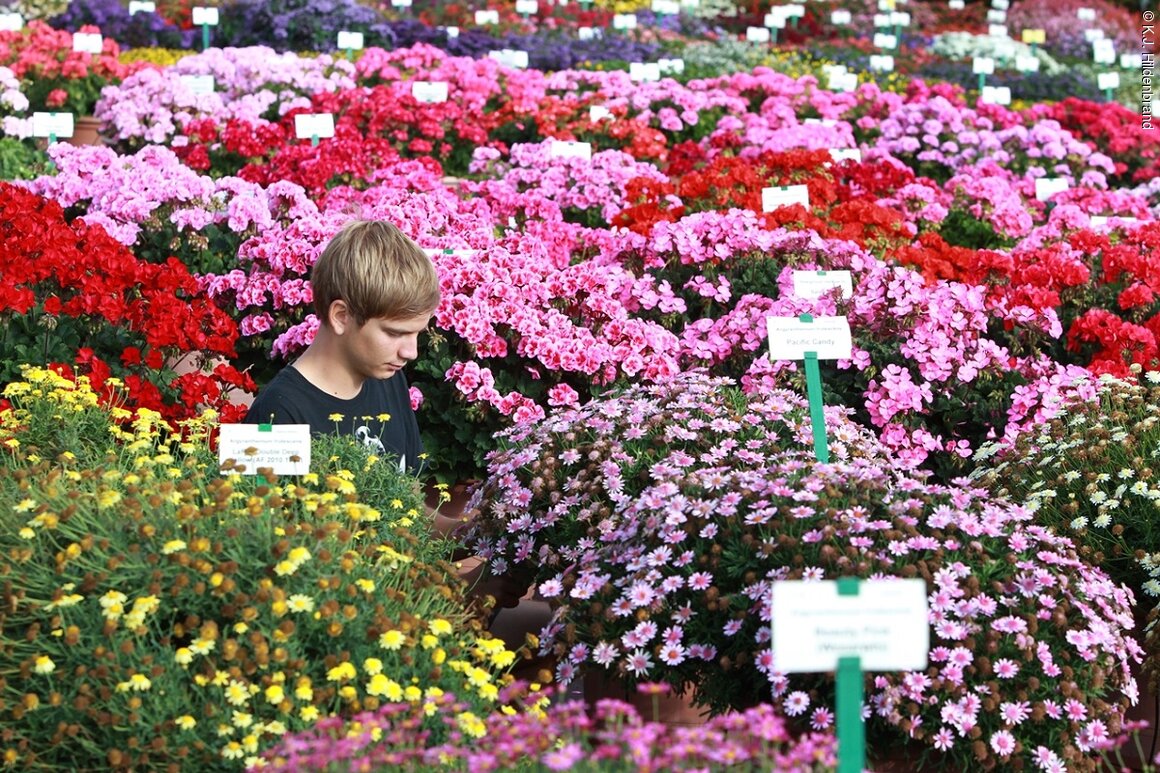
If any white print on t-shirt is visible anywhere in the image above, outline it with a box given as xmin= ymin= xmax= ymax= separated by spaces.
xmin=355 ymin=425 xmax=386 ymax=454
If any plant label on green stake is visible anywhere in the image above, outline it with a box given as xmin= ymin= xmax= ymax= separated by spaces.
xmin=0 ymin=12 xmax=23 ymax=31
xmin=771 ymin=578 xmax=930 ymax=773
xmin=792 ymin=270 xmax=853 ymax=301
xmin=411 ymin=81 xmax=449 ymax=104
xmin=766 ymin=314 xmax=852 ymax=463
xmin=761 ymin=183 xmax=809 ymax=213
xmin=972 ymin=56 xmax=994 ymax=91
xmin=629 ymin=62 xmax=661 ymax=82
xmin=872 ymin=32 xmax=897 ymax=50
xmin=337 ymin=30 xmax=364 ymax=60
xmin=218 ymin=423 xmax=311 ymax=476
xmin=747 ymin=25 xmax=772 ymax=44
xmin=1097 ymin=71 xmax=1120 ymax=101
xmin=658 ymin=57 xmax=684 ymax=75
xmin=549 ymin=140 xmax=592 ymax=161
xmin=1034 ymin=177 xmax=1068 ymax=202
xmin=128 ymin=1 xmax=156 ymax=14
xmin=179 ymin=74 xmax=215 ymax=96
xmin=1092 ymin=38 xmax=1116 ymax=64
xmin=191 ymin=7 xmax=218 ymax=51
xmin=515 ymin=0 xmax=538 ymax=17
xmin=980 ymin=85 xmax=1011 ymax=105
xmin=869 ymin=54 xmax=894 ymax=72
xmin=474 ymin=9 xmax=499 ymax=24
xmin=294 ymin=113 xmax=334 ymax=147
xmin=830 ymin=9 xmax=851 ymax=24
xmin=1015 ymin=54 xmax=1040 ymax=73
xmin=72 ymin=31 xmax=103 ymax=54
xmin=32 ymin=111 xmax=74 ymax=147
xmin=612 ymin=13 xmax=638 ymax=30
xmin=948 ymin=0 xmax=964 ymax=10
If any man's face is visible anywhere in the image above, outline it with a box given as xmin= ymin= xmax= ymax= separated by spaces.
xmin=339 ymin=310 xmax=433 ymax=381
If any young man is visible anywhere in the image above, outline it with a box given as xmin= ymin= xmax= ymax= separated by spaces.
xmin=244 ymin=219 xmax=439 ymax=475
xmin=245 ymin=218 xmax=528 ymax=618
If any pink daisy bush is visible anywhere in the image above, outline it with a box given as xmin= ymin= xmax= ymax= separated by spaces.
xmin=463 ymin=372 xmax=1141 ymax=770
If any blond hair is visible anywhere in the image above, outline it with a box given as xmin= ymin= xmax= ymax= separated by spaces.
xmin=311 ymin=220 xmax=441 ymax=326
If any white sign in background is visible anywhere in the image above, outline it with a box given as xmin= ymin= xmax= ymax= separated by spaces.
xmin=179 ymin=74 xmax=215 ymax=95
xmin=411 ymin=81 xmax=449 ymax=103
xmin=31 ymin=112 xmax=75 ymax=138
xmin=1035 ymin=177 xmax=1069 ymax=201
xmin=766 ymin=316 xmax=853 ymax=361
xmin=792 ymin=270 xmax=854 ymax=300
xmin=0 ymin=12 xmax=24 ymax=30
xmin=72 ymin=32 xmax=103 ymax=53
xmin=772 ymin=579 xmax=930 ymax=673
xmin=337 ymin=30 xmax=365 ymax=50
xmin=762 ymin=184 xmax=810 ymax=213
xmin=550 ymin=140 xmax=593 ymax=160
xmin=218 ymin=424 xmax=311 ymax=476
xmin=191 ymin=6 xmax=219 ymax=25
xmin=128 ymin=1 xmax=156 ymax=14
xmin=293 ymin=113 xmax=336 ymax=140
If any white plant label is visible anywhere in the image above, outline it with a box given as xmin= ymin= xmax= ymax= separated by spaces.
xmin=948 ymin=0 xmax=964 ymax=9
xmin=0 ymin=11 xmax=24 ymax=30
xmin=991 ymin=0 xmax=1009 ymax=9
xmin=629 ymin=61 xmax=661 ymax=82
xmin=1121 ymin=53 xmax=1142 ymax=68
xmin=550 ymin=140 xmax=593 ymax=160
xmin=488 ymin=49 xmax=529 ymax=68
xmin=767 ymin=316 xmax=853 ymax=361
xmin=411 ymin=81 xmax=449 ymax=103
xmin=746 ymin=26 xmax=771 ymax=42
xmin=1090 ymin=216 xmax=1138 ymax=227
xmin=128 ymin=1 xmax=156 ymax=14
xmin=988 ymin=24 xmax=1008 ymax=37
xmin=828 ymin=148 xmax=863 ymax=163
xmin=869 ymin=54 xmax=895 ymax=72
xmin=1093 ymin=39 xmax=1116 ymax=63
xmin=72 ymin=32 xmax=103 ymax=53
xmin=762 ymin=184 xmax=810 ymax=212
xmin=652 ymin=0 xmax=680 ymax=13
xmin=218 ymin=424 xmax=311 ymax=476
xmin=986 ymin=8 xmax=1006 ymax=23
xmin=612 ymin=13 xmax=637 ymax=29
xmin=475 ymin=9 xmax=499 ymax=24
xmin=191 ymin=6 xmax=219 ymax=25
xmin=792 ymin=270 xmax=854 ymax=300
xmin=891 ymin=11 xmax=910 ymax=26
xmin=1035 ymin=177 xmax=1069 ymax=201
xmin=831 ymin=9 xmax=852 ymax=24
xmin=515 ymin=0 xmax=538 ymax=13
xmin=832 ymin=72 xmax=859 ymax=91
xmin=31 ymin=112 xmax=74 ymax=138
xmin=1097 ymin=72 xmax=1120 ymax=90
xmin=391 ymin=0 xmax=412 ymax=7
xmin=764 ymin=11 xmax=788 ymax=28
xmin=589 ymin=105 xmax=612 ymax=121
xmin=877 ymin=0 xmax=895 ymax=10
xmin=179 ymin=74 xmax=215 ymax=95
xmin=873 ymin=13 xmax=892 ymax=27
xmin=973 ymin=57 xmax=995 ymax=75
xmin=444 ymin=26 xmax=459 ymax=38
xmin=578 ymin=26 xmax=596 ymax=40
xmin=337 ymin=30 xmax=364 ymax=50
xmin=293 ymin=113 xmax=335 ymax=140
xmin=658 ymin=57 xmax=685 ymax=74
xmin=771 ymin=579 xmax=930 ymax=673
xmin=873 ymin=33 xmax=897 ymax=49
xmin=1085 ymin=28 xmax=1106 ymax=42
xmin=981 ymin=85 xmax=1011 ymax=105
xmin=1015 ymin=55 xmax=1040 ymax=72
xmin=1077 ymin=6 xmax=1096 ymax=20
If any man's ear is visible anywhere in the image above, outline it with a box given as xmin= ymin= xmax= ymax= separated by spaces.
xmin=328 ymin=299 xmax=353 ymax=335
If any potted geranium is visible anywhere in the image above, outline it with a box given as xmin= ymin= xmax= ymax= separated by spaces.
xmin=0 ymin=21 xmax=135 ymax=143
xmin=463 ymin=372 xmax=1142 ymax=770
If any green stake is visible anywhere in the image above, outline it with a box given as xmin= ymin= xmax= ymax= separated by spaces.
xmin=311 ymin=134 xmax=319 ymax=147
xmin=201 ymin=23 xmax=210 ymax=50
xmin=836 ymin=578 xmax=865 ymax=773
xmin=798 ymin=313 xmax=830 ymax=464
xmin=977 ymin=72 xmax=985 ymax=92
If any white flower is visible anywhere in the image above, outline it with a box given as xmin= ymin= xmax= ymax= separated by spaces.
xmin=1089 ymin=491 xmax=1108 ymax=505
xmin=1063 ymin=470 xmax=1082 ymax=483
xmin=1118 ymin=468 xmax=1135 ymax=479
xmin=1070 ymin=516 xmax=1089 ymax=530
xmin=1093 ymin=513 xmax=1112 ymax=528
xmin=1144 ymin=371 xmax=1160 ymax=384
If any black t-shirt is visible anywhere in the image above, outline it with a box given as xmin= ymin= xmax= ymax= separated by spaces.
xmin=243 ymin=366 xmax=424 ymax=474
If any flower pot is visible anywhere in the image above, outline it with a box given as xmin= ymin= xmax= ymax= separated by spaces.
xmin=582 ymin=671 xmax=709 ymax=728
xmin=67 ymin=115 xmax=103 ymax=147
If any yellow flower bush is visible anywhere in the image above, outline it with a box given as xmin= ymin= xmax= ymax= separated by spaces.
xmin=0 ymin=368 xmax=522 ymax=771
xmin=119 ymin=48 xmax=196 ymax=67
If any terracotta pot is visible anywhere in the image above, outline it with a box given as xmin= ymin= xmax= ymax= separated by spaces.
xmin=583 ymin=671 xmax=708 ymax=727
xmin=424 ymin=479 xmax=480 ymax=520
xmin=67 ymin=115 xmax=103 ymax=146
